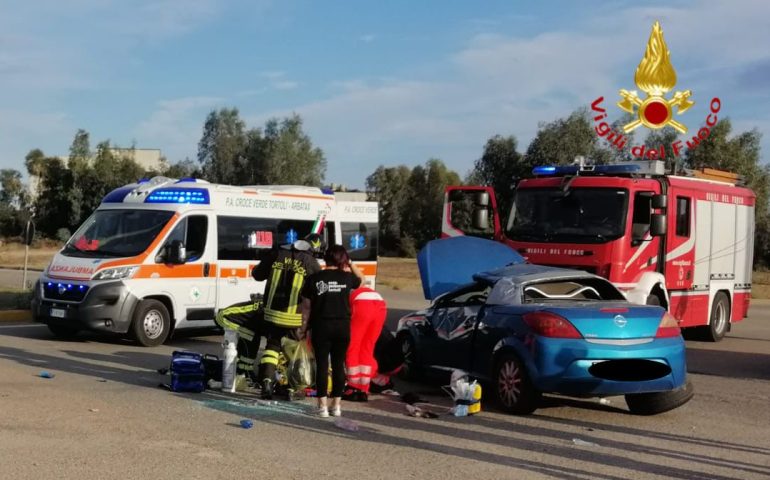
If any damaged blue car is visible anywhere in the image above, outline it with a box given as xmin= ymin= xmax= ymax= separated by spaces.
xmin=397 ymin=236 xmax=693 ymax=415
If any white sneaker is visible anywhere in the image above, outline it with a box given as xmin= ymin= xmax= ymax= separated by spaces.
xmin=331 ymin=406 xmax=342 ymax=417
xmin=316 ymin=407 xmax=329 ymax=418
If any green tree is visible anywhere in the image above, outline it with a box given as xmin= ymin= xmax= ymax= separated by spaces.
xmin=163 ymin=158 xmax=200 ymax=179
xmin=468 ymin=135 xmax=526 ymax=215
xmin=400 ymin=159 xmax=461 ymax=255
xmin=365 ymin=165 xmax=412 ymax=255
xmin=68 ymin=129 xmax=91 ymax=171
xmin=525 ymin=109 xmax=606 ymax=168
xmin=250 ymin=114 xmax=326 ymax=186
xmin=33 ymin=157 xmax=76 ymax=237
xmin=683 ymin=119 xmax=770 ymax=266
xmin=198 ymin=108 xmax=247 ymax=184
xmin=644 ymin=127 xmax=679 ymax=172
xmin=25 ymin=149 xmax=47 ymax=178
xmin=0 ymin=169 xmax=27 ymax=236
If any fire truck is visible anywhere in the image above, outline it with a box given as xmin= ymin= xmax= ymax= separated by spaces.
xmin=442 ymin=160 xmax=755 ymax=341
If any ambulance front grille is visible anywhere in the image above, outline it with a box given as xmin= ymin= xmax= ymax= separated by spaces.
xmin=43 ymin=282 xmax=89 ymax=302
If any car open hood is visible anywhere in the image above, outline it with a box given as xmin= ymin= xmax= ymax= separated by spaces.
xmin=417 ymin=236 xmax=524 ymax=300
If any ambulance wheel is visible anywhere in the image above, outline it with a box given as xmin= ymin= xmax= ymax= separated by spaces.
xmin=494 ymin=353 xmax=540 ymax=415
xmin=131 ymin=300 xmax=171 ymax=347
xmin=396 ymin=332 xmax=420 ymax=380
xmin=701 ymin=292 xmax=730 ymax=342
xmin=47 ymin=324 xmax=80 ymax=338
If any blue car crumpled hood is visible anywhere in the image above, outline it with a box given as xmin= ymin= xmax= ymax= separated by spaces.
xmin=417 ymin=236 xmax=525 ymax=300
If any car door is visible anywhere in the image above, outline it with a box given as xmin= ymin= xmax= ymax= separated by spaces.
xmin=155 ymin=214 xmax=217 ymax=327
xmin=420 ymin=282 xmax=491 ymax=372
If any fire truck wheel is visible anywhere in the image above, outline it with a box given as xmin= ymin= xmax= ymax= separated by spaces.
xmin=702 ymin=292 xmax=730 ymax=342
xmin=645 ymin=295 xmax=662 ymax=306
xmin=131 ymin=299 xmax=171 ymax=347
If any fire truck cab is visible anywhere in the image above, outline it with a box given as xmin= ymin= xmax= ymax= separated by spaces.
xmin=443 ymin=160 xmax=755 ymax=341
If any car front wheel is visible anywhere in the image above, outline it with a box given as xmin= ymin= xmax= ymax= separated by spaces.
xmin=495 ymin=353 xmax=540 ymax=415
xmin=396 ymin=332 xmax=420 ymax=380
xmin=131 ymin=299 xmax=171 ymax=347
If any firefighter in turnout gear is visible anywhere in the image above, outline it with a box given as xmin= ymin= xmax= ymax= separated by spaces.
xmin=252 ymin=233 xmax=323 ymax=399
xmin=214 ymin=295 xmax=263 ymax=382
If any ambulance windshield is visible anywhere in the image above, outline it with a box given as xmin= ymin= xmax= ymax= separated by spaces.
xmin=507 ymin=188 xmax=628 ymax=243
xmin=63 ymin=209 xmax=175 ymax=258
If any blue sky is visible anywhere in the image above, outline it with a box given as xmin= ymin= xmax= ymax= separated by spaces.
xmin=1 ymin=0 xmax=769 ymax=188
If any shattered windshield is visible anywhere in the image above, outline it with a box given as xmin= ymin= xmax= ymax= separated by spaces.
xmin=507 ymin=187 xmax=628 ymax=243
xmin=63 ymin=209 xmax=175 ymax=258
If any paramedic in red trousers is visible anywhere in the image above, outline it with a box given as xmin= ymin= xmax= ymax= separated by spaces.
xmin=299 ymin=245 xmax=364 ymax=418
xmin=343 ymin=285 xmax=387 ymax=401
xmin=252 ymin=234 xmax=322 ymax=399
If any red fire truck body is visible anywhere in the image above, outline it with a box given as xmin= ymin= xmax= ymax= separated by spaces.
xmin=442 ymin=161 xmax=755 ymax=341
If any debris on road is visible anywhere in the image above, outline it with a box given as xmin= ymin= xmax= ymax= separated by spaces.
xmin=333 ymin=418 xmax=359 ymax=432
xmin=38 ymin=371 xmax=54 ymax=379
xmin=572 ymin=438 xmax=599 ymax=447
xmin=239 ymin=419 xmax=253 ymax=429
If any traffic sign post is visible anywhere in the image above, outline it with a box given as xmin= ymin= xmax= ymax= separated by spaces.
xmin=22 ymin=220 xmax=35 ymax=290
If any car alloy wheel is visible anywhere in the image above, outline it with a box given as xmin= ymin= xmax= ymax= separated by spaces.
xmin=498 ymin=359 xmax=522 ymax=407
xmin=495 ymin=353 xmax=540 ymax=415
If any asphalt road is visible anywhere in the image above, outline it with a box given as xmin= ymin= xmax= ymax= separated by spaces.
xmin=1 ymin=285 xmax=769 ymax=480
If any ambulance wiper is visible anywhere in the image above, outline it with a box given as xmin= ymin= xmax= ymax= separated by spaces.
xmin=91 ymin=249 xmax=126 ymax=258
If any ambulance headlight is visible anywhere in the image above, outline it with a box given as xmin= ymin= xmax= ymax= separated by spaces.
xmin=92 ymin=266 xmax=138 ymax=281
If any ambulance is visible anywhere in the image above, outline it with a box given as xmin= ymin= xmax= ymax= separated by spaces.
xmin=443 ymin=160 xmax=755 ymax=341
xmin=31 ymin=177 xmax=379 ymax=346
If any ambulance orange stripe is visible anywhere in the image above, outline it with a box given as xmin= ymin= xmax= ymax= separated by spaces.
xmin=355 ymin=263 xmax=378 ymax=276
xmin=99 ymin=212 xmax=181 ymax=270
xmin=133 ymin=263 xmax=219 ymax=279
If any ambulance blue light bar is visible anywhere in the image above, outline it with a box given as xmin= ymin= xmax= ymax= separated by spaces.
xmin=532 ymin=163 xmax=642 ymax=176
xmin=145 ymin=188 xmax=210 ymax=204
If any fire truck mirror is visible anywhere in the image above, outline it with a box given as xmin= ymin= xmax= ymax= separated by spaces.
xmin=473 ymin=208 xmax=489 ymax=230
xmin=650 ymin=214 xmax=667 ymax=237
xmin=475 ymin=191 xmax=489 ymax=207
xmin=651 ymin=194 xmax=667 ymax=210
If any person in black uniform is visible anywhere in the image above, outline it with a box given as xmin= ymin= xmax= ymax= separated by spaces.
xmin=252 ymin=233 xmax=323 ymax=399
xmin=300 ymin=244 xmax=364 ymax=417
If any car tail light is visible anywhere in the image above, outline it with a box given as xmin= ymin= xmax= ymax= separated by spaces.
xmin=523 ymin=312 xmax=583 ymax=339
xmin=655 ymin=312 xmax=681 ymax=338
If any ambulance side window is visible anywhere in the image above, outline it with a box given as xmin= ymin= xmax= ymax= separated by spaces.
xmin=676 ymin=197 xmax=691 ymax=237
xmin=164 ymin=216 xmax=208 ymax=262
xmin=341 ymin=222 xmax=378 ymax=261
xmin=217 ymin=216 xmax=315 ymax=260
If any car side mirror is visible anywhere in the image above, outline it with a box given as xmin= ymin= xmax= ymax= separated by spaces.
xmin=475 ymin=191 xmax=489 ymax=207
xmin=166 ymin=240 xmax=187 ymax=264
xmin=472 ymin=208 xmax=489 ymax=230
xmin=650 ymin=214 xmax=667 ymax=237
xmin=652 ymin=194 xmax=667 ymax=209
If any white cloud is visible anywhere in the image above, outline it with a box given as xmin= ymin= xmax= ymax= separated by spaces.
xmin=273 ymin=80 xmax=299 ymax=91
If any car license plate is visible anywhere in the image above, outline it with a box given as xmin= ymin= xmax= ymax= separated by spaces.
xmin=50 ymin=308 xmax=66 ymax=318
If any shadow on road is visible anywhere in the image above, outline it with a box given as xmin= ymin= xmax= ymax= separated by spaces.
xmin=686 ymin=348 xmax=770 ymax=381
